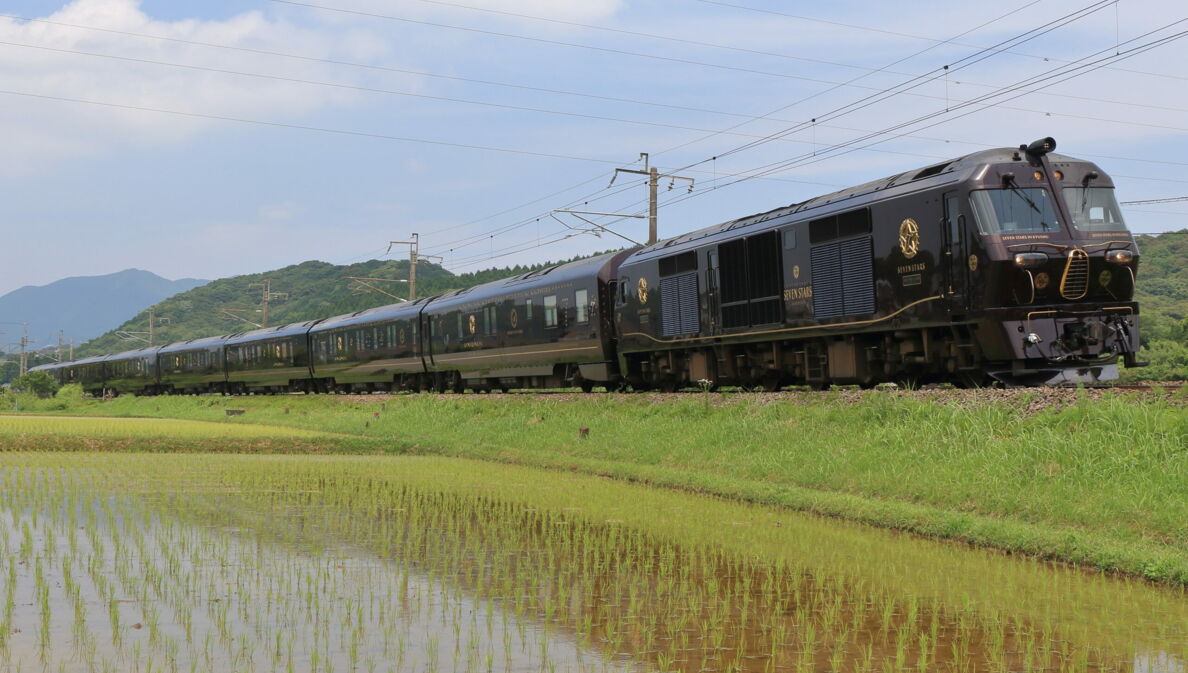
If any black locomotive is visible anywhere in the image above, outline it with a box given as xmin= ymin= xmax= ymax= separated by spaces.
xmin=33 ymin=138 xmax=1142 ymax=393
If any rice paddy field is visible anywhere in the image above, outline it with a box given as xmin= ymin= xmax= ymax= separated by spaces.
xmin=0 ymin=452 xmax=1184 ymax=673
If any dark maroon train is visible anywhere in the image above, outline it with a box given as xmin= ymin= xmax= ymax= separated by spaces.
xmin=33 ymin=138 xmax=1143 ymax=393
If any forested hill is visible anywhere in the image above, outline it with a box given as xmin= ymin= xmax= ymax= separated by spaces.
xmin=75 ymin=253 xmax=617 ymax=358
xmin=1129 ymin=229 xmax=1188 ymax=379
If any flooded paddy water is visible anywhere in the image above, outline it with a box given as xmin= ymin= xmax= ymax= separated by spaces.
xmin=0 ymin=453 xmax=1184 ymax=673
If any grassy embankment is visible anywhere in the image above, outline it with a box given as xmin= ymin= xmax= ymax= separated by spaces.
xmin=1 ymin=387 xmax=1185 ymax=584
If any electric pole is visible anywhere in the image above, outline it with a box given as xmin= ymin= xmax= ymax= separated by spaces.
xmin=248 ymin=279 xmax=288 ymax=328
xmin=115 ymin=309 xmax=168 ymax=345
xmin=0 ymin=323 xmax=30 ymax=376
xmin=387 ymin=234 xmax=442 ymax=301
xmin=610 ymin=153 xmax=695 ymax=245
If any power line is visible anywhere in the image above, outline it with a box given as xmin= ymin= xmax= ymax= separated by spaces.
xmin=638 ymin=19 xmax=1188 ymax=219
xmin=9 ymin=38 xmax=1052 ymax=166
xmin=414 ymin=1 xmax=1115 ymax=258
xmin=270 ymin=0 xmax=885 ymax=86
xmin=665 ymin=0 xmax=1118 ymax=173
xmin=0 ymin=88 xmax=629 ymax=165
xmin=1121 ymin=196 xmax=1188 ymax=205
xmin=8 ymin=10 xmax=1187 ymax=126
xmin=692 ymin=0 xmax=1188 ymax=84
xmin=414 ymin=2 xmax=1177 ymax=264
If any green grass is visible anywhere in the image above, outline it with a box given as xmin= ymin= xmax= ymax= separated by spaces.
xmin=3 ymin=387 xmax=1186 ymax=583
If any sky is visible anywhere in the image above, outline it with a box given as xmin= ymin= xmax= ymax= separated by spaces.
xmin=1 ymin=0 xmax=1186 ymax=307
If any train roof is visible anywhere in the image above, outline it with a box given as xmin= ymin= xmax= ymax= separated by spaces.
xmin=423 ymin=251 xmax=631 ymax=312
xmin=28 ymin=362 xmax=62 ymax=372
xmin=223 ymin=319 xmax=322 ymax=346
xmin=156 ymin=334 xmax=231 ymax=354
xmin=310 ymin=297 xmax=429 ymax=333
xmin=102 ymin=345 xmax=163 ymax=362
xmin=624 ymin=146 xmax=1095 ymax=262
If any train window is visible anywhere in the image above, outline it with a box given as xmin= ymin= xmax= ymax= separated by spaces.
xmin=659 ymin=251 xmax=697 ymax=277
xmin=1062 ymin=187 xmax=1128 ymax=232
xmin=809 ymin=216 xmax=837 ymax=244
xmin=615 ymin=279 xmax=629 ymax=306
xmin=544 ymin=295 xmax=558 ymax=328
xmin=575 ymin=289 xmax=589 ymax=324
xmin=783 ymin=230 xmax=796 ymax=249
xmin=526 ymin=299 xmax=533 ymax=320
xmin=969 ymin=189 xmax=1061 ymax=234
xmin=837 ymin=209 xmax=872 ymax=238
xmin=458 ymin=313 xmax=464 ymax=339
xmin=485 ymin=306 xmax=496 ymax=336
xmin=810 ymin=208 xmax=870 ymax=243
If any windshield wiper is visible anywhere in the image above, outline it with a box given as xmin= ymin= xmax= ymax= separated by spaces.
xmin=1005 ymin=182 xmax=1050 ymax=230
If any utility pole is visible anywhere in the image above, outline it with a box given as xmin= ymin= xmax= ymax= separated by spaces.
xmin=19 ymin=328 xmax=29 ymax=377
xmin=609 ymin=153 xmax=695 ymax=245
xmin=248 ymin=279 xmax=288 ymax=328
xmin=0 ymin=323 xmax=30 ymax=376
xmin=387 ymin=234 xmax=442 ymax=301
xmin=115 ymin=309 xmax=168 ymax=345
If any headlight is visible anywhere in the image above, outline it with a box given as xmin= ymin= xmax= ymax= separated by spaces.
xmin=1013 ymin=252 xmax=1047 ymax=268
xmin=1105 ymin=249 xmax=1134 ymax=264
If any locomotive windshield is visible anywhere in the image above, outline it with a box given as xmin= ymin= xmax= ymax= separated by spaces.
xmin=1062 ymin=187 xmax=1128 ymax=232
xmin=969 ymin=188 xmax=1061 ymax=235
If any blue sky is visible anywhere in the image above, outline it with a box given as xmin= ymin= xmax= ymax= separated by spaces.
xmin=2 ymin=0 xmax=1186 ymax=310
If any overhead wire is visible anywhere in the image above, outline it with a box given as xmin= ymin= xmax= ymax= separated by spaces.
xmin=692 ymin=0 xmax=1188 ymax=83
xmin=409 ymin=0 xmax=1118 ymax=263
xmin=650 ymin=20 xmax=1188 ymax=217
xmin=7 ymin=1 xmax=1182 ymax=266
xmin=660 ymin=0 xmax=1118 ymax=173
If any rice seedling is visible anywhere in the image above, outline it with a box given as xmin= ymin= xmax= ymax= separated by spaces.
xmin=0 ymin=452 xmax=1183 ymax=672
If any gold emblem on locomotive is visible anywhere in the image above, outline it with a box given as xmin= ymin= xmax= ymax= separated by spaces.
xmin=1035 ymin=272 xmax=1051 ymax=289
xmin=509 ymin=308 xmax=519 ymax=329
xmin=637 ymin=277 xmax=649 ymax=303
xmin=1098 ymin=269 xmax=1113 ymax=287
xmin=468 ymin=314 xmax=477 ymax=335
xmin=968 ymin=254 xmax=979 ymax=272
xmin=792 ymin=265 xmax=800 ymax=279
xmin=898 ymin=218 xmax=920 ymax=259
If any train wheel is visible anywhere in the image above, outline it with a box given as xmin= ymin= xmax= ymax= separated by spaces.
xmin=579 ymin=380 xmax=595 ymax=393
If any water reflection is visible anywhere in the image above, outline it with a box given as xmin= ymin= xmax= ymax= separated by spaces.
xmin=0 ymin=454 xmax=1185 ymax=673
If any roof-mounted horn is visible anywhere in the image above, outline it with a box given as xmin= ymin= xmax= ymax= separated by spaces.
xmin=1020 ymin=137 xmax=1056 ymax=161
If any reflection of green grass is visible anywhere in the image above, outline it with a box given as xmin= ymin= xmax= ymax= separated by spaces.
xmin=3 ymin=387 xmax=1186 ymax=583
xmin=4 ymin=452 xmax=1184 ymax=673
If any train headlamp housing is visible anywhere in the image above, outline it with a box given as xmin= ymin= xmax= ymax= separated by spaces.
xmin=1105 ymin=249 xmax=1134 ymax=264
xmin=1013 ymin=252 xmax=1048 ymax=268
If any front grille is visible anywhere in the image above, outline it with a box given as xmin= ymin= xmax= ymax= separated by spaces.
xmin=1060 ymin=248 xmax=1090 ymax=300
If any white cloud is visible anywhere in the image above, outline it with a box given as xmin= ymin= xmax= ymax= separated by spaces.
xmin=0 ymin=0 xmax=391 ymax=175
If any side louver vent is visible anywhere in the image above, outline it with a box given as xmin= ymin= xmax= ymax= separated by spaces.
xmin=660 ymin=272 xmax=700 ymax=336
xmin=1060 ymin=249 xmax=1090 ymax=300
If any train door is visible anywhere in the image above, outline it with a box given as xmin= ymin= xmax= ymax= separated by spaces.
xmin=943 ymin=191 xmax=968 ymax=312
xmin=705 ymin=250 xmax=721 ymax=335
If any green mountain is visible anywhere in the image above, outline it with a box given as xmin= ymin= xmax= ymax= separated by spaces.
xmin=0 ymin=269 xmax=208 ymax=345
xmin=75 ymin=253 xmax=615 ymax=359
xmin=1128 ymin=229 xmax=1188 ymax=380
